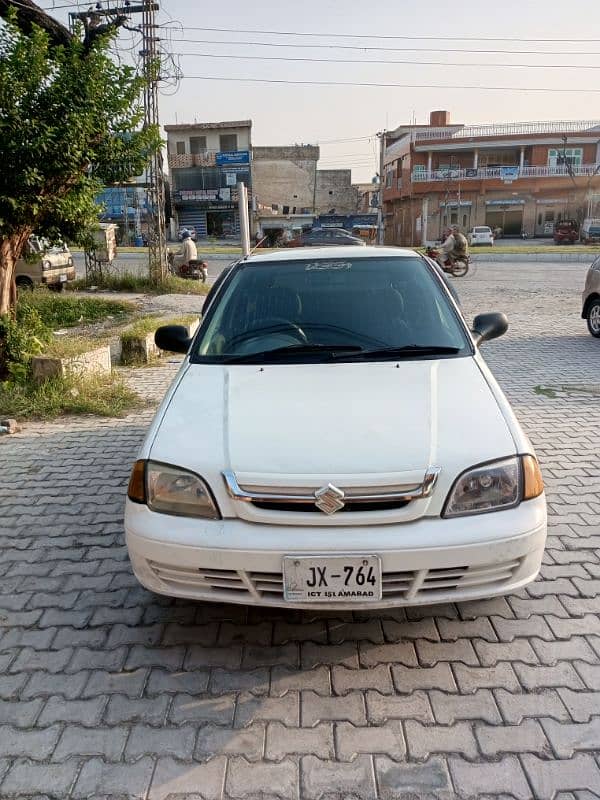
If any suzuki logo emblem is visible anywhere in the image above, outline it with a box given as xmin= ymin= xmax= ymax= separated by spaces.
xmin=314 ymin=483 xmax=345 ymax=515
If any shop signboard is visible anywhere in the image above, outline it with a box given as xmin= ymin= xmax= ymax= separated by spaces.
xmin=216 ymin=150 xmax=250 ymax=166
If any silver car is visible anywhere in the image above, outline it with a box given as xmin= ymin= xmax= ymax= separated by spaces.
xmin=582 ymin=256 xmax=600 ymax=337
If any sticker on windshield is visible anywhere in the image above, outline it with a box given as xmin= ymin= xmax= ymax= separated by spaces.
xmin=305 ymin=261 xmax=351 ymax=271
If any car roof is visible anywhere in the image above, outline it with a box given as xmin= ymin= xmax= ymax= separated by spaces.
xmin=243 ymin=245 xmax=421 ymax=264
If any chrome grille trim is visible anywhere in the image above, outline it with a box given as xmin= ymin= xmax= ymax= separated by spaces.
xmin=222 ymin=467 xmax=441 ymax=506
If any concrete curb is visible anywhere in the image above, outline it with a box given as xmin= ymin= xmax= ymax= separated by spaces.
xmin=471 ymin=252 xmax=596 ymax=263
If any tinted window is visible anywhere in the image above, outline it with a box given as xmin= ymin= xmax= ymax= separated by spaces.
xmin=193 ymin=257 xmax=470 ymax=362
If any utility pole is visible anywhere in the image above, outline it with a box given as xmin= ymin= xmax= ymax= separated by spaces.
xmin=69 ymin=2 xmax=166 ymax=280
xmin=140 ymin=0 xmax=167 ymax=280
xmin=377 ymin=130 xmax=386 ymax=245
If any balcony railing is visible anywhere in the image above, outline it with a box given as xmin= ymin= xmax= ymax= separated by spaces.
xmin=168 ymin=152 xmax=218 ymax=169
xmin=411 ymin=164 xmax=600 ymax=183
xmin=413 ymin=120 xmax=600 ymax=142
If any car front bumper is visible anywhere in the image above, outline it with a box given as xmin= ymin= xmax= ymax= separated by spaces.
xmin=125 ymin=497 xmax=547 ymax=609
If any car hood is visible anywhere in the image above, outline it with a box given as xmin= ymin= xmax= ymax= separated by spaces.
xmin=150 ymin=357 xmax=516 ymax=496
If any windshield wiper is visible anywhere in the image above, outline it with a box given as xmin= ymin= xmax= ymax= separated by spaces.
xmin=336 ymin=344 xmax=461 ymax=360
xmin=222 ymin=343 xmax=364 ymax=364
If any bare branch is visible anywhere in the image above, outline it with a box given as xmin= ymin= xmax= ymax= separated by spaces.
xmin=82 ymin=13 xmax=129 ymax=51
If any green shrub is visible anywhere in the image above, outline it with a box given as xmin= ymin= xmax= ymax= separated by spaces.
xmin=0 ymin=306 xmax=52 ymax=381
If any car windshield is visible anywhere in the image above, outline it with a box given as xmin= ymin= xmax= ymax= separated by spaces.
xmin=193 ymin=256 xmax=471 ymax=363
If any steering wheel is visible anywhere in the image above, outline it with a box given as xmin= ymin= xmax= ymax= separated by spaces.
xmin=227 ymin=318 xmax=308 ymax=348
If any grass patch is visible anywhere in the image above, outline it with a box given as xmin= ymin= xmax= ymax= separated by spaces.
xmin=69 ymin=273 xmax=209 ymax=295
xmin=0 ymin=372 xmax=142 ymax=420
xmin=121 ymin=313 xmax=199 ymax=341
xmin=43 ymin=336 xmax=111 ymax=359
xmin=22 ymin=290 xmax=134 ymax=329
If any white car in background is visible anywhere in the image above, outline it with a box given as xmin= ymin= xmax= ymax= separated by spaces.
xmin=125 ymin=246 xmax=546 ymax=609
xmin=469 ymin=226 xmax=494 ymax=246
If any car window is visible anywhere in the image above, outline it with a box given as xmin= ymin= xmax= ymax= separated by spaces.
xmin=193 ymin=256 xmax=471 ymax=362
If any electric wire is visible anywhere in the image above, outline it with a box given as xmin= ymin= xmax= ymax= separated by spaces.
xmin=178 ymin=75 xmax=600 ymax=94
xmin=175 ymin=51 xmax=600 ymax=71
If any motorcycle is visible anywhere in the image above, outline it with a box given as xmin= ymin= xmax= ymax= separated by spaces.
xmin=167 ymin=249 xmax=208 ymax=282
xmin=425 ymin=246 xmax=470 ymax=278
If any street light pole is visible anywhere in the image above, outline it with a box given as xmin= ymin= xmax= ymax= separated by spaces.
xmin=377 ymin=130 xmax=386 ymax=245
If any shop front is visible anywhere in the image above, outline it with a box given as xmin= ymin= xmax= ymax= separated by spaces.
xmin=485 ymin=199 xmax=526 ymax=236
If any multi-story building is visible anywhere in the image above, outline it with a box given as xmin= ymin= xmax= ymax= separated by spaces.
xmin=383 ymin=110 xmax=600 ymax=245
xmin=165 ymin=120 xmax=252 ymax=238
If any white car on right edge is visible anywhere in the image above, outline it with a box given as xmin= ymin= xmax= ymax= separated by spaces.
xmin=469 ymin=226 xmax=494 ymax=246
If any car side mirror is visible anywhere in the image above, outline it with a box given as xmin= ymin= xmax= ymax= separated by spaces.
xmin=155 ymin=325 xmax=192 ymax=354
xmin=472 ymin=312 xmax=508 ymax=345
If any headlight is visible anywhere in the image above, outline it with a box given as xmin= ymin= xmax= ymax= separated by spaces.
xmin=127 ymin=460 xmax=220 ymax=519
xmin=68 ymin=257 xmax=74 ymax=267
xmin=42 ymin=260 xmax=51 ymax=270
xmin=443 ymin=455 xmax=543 ymax=517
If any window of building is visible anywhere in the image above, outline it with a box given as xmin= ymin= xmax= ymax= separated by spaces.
xmin=176 ymin=141 xmax=186 ymax=155
xmin=462 ymin=214 xmax=468 ymax=228
xmin=385 ymin=169 xmax=393 ymax=188
xmin=479 ymin=150 xmax=519 ymax=167
xmin=545 ymin=210 xmax=555 ymax=222
xmin=219 ymin=134 xmax=238 ymax=152
xmin=329 ymin=190 xmax=333 ymax=195
xmin=548 ymin=148 xmax=582 ymax=167
xmin=538 ymin=212 xmax=543 ymax=226
xmin=190 ymin=136 xmax=207 ymax=154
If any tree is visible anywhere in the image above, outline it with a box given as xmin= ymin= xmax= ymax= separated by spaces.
xmin=0 ymin=2 xmax=160 ymax=315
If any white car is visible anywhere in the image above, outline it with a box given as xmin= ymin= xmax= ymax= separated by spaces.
xmin=469 ymin=226 xmax=494 ymax=246
xmin=125 ymin=246 xmax=546 ymax=609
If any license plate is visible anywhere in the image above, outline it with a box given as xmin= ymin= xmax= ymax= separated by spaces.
xmin=283 ymin=555 xmax=381 ymax=602
xmin=59 ymin=274 xmax=67 ymax=282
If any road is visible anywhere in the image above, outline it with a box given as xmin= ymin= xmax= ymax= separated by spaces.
xmin=1 ymin=259 xmax=600 ymax=798
xmin=73 ymin=251 xmax=236 ymax=285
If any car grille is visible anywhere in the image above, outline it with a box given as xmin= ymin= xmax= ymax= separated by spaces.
xmin=147 ymin=557 xmax=523 ymax=604
xmin=250 ymin=499 xmax=411 ymax=513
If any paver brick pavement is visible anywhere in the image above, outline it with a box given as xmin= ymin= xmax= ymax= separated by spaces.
xmin=1 ymin=261 xmax=600 ymax=797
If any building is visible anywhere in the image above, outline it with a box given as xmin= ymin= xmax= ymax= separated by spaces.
xmin=314 ymin=170 xmax=358 ymax=215
xmin=382 ymin=110 xmax=600 ymax=246
xmin=252 ymin=146 xmax=320 ymax=215
xmin=353 ymin=180 xmax=380 ymax=214
xmin=252 ymin=146 xmax=359 ymax=216
xmin=165 ymin=120 xmax=252 ymax=238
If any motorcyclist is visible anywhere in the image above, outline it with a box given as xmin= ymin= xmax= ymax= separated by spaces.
xmin=441 ymin=225 xmax=469 ymax=264
xmin=171 ymin=230 xmax=199 ymax=276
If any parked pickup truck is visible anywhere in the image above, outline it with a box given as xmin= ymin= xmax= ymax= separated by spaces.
xmin=15 ymin=236 xmax=76 ymax=292
xmin=553 ymin=219 xmax=579 ymax=245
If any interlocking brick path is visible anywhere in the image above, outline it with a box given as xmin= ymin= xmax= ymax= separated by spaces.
xmin=1 ymin=260 xmax=599 ymax=799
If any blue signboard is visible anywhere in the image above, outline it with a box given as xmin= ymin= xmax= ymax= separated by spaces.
xmin=216 ymin=150 xmax=250 ymax=166
xmin=500 ymin=166 xmax=520 ymax=180
xmin=317 ymin=213 xmax=378 ymax=231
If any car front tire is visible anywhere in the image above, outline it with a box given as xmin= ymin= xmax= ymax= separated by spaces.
xmin=587 ymin=298 xmax=600 ymax=337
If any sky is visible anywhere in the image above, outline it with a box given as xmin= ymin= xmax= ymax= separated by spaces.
xmin=43 ymin=0 xmax=600 ymax=181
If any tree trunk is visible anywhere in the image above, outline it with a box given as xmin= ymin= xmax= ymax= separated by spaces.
xmin=0 ymin=230 xmax=31 ymax=317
